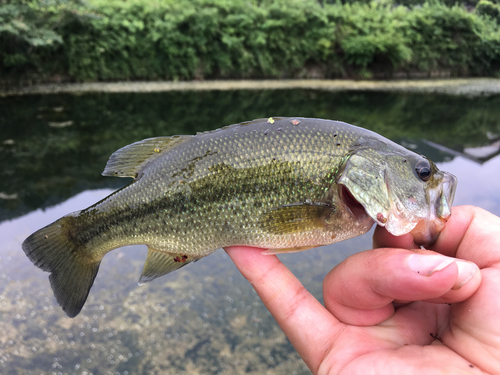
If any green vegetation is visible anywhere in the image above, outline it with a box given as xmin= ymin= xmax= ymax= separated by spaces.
xmin=477 ymin=0 xmax=500 ymax=21
xmin=1 ymin=0 xmax=500 ymax=84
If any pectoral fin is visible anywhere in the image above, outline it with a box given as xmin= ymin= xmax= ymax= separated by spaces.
xmin=138 ymin=247 xmax=197 ymax=285
xmin=260 ymin=202 xmax=337 ymax=235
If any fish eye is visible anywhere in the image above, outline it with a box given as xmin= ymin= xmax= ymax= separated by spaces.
xmin=415 ymin=160 xmax=432 ymax=181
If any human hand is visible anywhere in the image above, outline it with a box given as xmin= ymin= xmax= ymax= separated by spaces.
xmin=225 ymin=206 xmax=500 ymax=374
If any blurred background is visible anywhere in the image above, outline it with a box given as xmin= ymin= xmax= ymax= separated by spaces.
xmin=1 ymin=0 xmax=500 ymax=86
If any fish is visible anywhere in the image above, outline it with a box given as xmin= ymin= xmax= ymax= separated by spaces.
xmin=22 ymin=117 xmax=457 ymax=317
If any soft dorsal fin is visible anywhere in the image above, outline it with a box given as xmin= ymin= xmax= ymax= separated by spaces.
xmin=102 ymin=135 xmax=191 ymax=178
xmin=138 ymin=247 xmax=197 ymax=285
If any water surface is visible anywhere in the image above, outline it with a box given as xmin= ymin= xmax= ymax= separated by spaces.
xmin=1 ymin=89 xmax=500 ymax=374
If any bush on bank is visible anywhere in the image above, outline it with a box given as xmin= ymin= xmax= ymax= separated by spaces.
xmin=1 ymin=0 xmax=500 ymax=84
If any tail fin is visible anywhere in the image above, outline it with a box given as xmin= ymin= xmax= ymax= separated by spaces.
xmin=22 ymin=215 xmax=100 ymax=318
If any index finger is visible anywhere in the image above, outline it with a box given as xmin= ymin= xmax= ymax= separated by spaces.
xmin=427 ymin=205 xmax=500 ymax=268
xmin=224 ymin=246 xmax=341 ymax=373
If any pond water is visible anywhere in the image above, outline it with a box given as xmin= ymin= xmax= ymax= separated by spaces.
xmin=1 ymin=89 xmax=500 ymax=375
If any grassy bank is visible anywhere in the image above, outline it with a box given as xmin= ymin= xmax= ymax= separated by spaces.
xmin=2 ymin=0 xmax=500 ymax=85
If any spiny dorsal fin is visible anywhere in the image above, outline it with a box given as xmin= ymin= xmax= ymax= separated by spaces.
xmin=138 ymin=247 xmax=197 ymax=285
xmin=102 ymin=135 xmax=191 ymax=178
xmin=195 ymin=117 xmax=287 ymax=135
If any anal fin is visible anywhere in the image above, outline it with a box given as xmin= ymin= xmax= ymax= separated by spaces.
xmin=138 ymin=247 xmax=197 ymax=285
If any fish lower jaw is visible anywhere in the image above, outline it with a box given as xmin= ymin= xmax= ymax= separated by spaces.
xmin=409 ymin=217 xmax=446 ymax=247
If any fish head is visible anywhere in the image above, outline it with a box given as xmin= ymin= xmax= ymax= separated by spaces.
xmin=337 ymin=142 xmax=457 ymax=247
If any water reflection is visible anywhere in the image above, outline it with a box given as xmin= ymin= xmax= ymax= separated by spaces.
xmin=2 ymin=89 xmax=500 ymax=222
xmin=1 ymin=89 xmax=500 ymax=374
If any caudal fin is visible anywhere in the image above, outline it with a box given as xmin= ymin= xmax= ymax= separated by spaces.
xmin=22 ymin=215 xmax=100 ymax=318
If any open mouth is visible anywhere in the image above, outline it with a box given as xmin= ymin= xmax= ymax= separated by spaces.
xmin=340 ymin=185 xmax=368 ymax=222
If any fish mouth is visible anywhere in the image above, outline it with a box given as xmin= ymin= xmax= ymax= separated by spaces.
xmin=410 ymin=171 xmax=457 ymax=247
xmin=339 ymin=169 xmax=457 ymax=248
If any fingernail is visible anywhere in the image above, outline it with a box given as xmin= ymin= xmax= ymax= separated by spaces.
xmin=407 ymin=254 xmax=455 ymax=276
xmin=453 ymin=260 xmax=478 ymax=290
xmin=407 ymin=254 xmax=478 ymax=289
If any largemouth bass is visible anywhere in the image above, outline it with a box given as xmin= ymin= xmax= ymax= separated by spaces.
xmin=22 ymin=117 xmax=457 ymax=317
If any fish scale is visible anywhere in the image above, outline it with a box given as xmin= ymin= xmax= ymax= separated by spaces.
xmin=22 ymin=117 xmax=457 ymax=317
